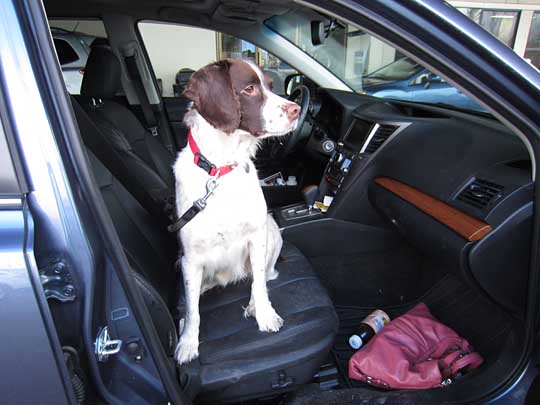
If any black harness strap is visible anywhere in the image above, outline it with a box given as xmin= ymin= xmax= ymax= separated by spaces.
xmin=167 ymin=201 xmax=205 ymax=233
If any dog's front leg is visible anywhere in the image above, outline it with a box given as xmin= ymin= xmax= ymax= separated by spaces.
xmin=246 ymin=233 xmax=283 ymax=332
xmin=175 ymin=256 xmax=203 ymax=365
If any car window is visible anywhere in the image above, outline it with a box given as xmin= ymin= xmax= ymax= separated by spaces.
xmin=53 ymin=38 xmax=79 ymax=65
xmin=138 ymin=22 xmax=296 ymax=96
xmin=524 ymin=11 xmax=540 ymax=70
xmin=457 ymin=8 xmax=519 ymax=48
xmin=366 ymin=58 xmax=424 ymax=81
xmin=48 ymin=19 xmax=107 ymax=95
xmin=265 ymin=9 xmax=486 ymax=113
xmin=0 ymin=117 xmax=21 ymax=196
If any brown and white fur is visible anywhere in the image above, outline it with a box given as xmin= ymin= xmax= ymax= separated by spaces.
xmin=173 ymin=59 xmax=300 ymax=365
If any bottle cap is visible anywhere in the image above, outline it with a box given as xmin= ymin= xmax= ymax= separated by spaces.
xmin=349 ymin=334 xmax=363 ymax=350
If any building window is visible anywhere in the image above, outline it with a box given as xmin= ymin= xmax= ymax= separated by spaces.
xmin=524 ymin=12 xmax=540 ymax=69
xmin=459 ymin=8 xmax=520 ymax=48
xmin=217 ymin=33 xmax=296 ymax=94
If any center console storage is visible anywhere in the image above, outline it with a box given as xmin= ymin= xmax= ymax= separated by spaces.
xmin=274 ymin=202 xmax=323 ymax=227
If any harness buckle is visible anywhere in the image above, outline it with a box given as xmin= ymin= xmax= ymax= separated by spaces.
xmin=195 ymin=152 xmax=216 ymax=175
xmin=149 ymin=126 xmax=159 ymax=137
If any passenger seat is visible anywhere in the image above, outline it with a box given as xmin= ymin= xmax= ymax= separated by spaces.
xmin=72 ymin=89 xmax=338 ymax=404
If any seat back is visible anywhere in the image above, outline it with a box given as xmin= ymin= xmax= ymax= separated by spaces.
xmin=77 ymin=40 xmax=176 ymax=217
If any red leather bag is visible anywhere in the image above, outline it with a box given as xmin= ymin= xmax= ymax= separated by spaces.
xmin=348 ymin=303 xmax=483 ymax=389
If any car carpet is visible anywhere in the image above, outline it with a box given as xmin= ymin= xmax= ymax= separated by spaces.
xmin=331 ymin=273 xmax=513 ymax=389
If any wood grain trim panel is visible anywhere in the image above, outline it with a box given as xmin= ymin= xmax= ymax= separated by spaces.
xmin=374 ymin=177 xmax=492 ymax=242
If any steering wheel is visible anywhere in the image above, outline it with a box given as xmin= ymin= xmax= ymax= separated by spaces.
xmin=272 ymin=84 xmax=310 ymax=157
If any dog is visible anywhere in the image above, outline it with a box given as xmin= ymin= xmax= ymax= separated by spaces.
xmin=172 ymin=59 xmax=301 ymax=365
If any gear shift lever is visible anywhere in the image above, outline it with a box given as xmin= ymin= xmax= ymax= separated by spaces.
xmin=302 ymin=185 xmax=319 ymax=213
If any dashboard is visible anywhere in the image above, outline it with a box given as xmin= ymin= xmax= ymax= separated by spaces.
xmin=307 ymin=88 xmax=533 ymax=315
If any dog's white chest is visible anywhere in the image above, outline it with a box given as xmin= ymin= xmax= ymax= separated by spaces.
xmin=177 ymin=159 xmax=267 ymax=248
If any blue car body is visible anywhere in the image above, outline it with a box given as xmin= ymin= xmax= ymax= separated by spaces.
xmin=363 ymin=58 xmax=484 ymax=111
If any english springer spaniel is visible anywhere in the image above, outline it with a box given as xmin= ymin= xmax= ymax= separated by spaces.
xmin=172 ymin=59 xmax=300 ymax=365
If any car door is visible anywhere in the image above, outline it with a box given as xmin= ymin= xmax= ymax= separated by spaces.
xmin=0 ymin=13 xmax=74 ymax=398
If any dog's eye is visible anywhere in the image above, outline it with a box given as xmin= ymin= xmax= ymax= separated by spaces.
xmin=243 ymin=85 xmax=256 ymax=95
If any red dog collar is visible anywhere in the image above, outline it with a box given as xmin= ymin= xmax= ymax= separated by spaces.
xmin=188 ymin=129 xmax=235 ymax=177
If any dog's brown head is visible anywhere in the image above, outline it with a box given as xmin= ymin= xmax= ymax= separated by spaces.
xmin=183 ymin=59 xmax=300 ymax=137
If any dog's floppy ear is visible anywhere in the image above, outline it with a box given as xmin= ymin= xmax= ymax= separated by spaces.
xmin=183 ymin=60 xmax=241 ymax=134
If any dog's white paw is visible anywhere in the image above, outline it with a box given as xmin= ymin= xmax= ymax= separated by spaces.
xmin=266 ymin=268 xmax=279 ymax=282
xmin=256 ymin=305 xmax=283 ymax=333
xmin=174 ymin=335 xmax=199 ymax=365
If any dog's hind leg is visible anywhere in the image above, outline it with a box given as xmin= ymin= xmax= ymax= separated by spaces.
xmin=175 ymin=256 xmax=203 ymax=365
xmin=246 ymin=229 xmax=283 ymax=332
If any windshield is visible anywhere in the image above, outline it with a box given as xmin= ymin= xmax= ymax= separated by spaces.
xmin=366 ymin=57 xmax=424 ymax=81
xmin=266 ymin=9 xmax=486 ymax=113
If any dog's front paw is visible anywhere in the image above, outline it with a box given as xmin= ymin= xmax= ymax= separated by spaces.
xmin=256 ymin=305 xmax=283 ymax=333
xmin=174 ymin=335 xmax=199 ymax=365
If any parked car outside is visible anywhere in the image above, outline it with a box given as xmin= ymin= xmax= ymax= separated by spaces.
xmin=50 ymin=27 xmax=98 ymax=94
xmin=361 ymin=56 xmax=484 ymax=111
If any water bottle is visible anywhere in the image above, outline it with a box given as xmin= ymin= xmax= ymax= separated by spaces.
xmin=349 ymin=309 xmax=390 ymax=350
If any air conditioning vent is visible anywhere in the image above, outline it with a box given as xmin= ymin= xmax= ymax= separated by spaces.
xmin=457 ymin=178 xmax=504 ymax=209
xmin=364 ymin=124 xmax=399 ymax=154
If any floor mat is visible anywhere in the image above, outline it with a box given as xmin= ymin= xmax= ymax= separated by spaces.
xmin=332 ymin=273 xmax=512 ymax=388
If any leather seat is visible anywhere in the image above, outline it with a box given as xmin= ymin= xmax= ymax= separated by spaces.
xmin=190 ymin=241 xmax=338 ymax=402
xmin=73 ymin=91 xmax=338 ymax=403
xmin=77 ymin=39 xmax=175 ymax=221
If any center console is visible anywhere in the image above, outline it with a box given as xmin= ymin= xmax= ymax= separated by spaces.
xmin=325 ymin=117 xmax=410 ymax=192
xmin=275 ymin=114 xmax=409 ymax=228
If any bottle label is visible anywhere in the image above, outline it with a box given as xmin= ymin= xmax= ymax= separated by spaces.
xmin=362 ymin=310 xmax=390 ymax=334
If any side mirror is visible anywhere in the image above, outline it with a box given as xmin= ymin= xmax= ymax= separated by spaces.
xmin=285 ymin=74 xmax=303 ymax=96
xmin=311 ymin=21 xmax=325 ymax=46
xmin=424 ymin=73 xmax=442 ymax=89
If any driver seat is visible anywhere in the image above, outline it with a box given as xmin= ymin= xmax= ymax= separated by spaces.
xmin=77 ymin=39 xmax=175 ymax=219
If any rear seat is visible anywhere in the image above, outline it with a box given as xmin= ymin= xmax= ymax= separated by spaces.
xmin=72 ymin=98 xmax=338 ymax=402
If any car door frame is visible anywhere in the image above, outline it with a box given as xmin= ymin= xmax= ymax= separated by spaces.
xmin=10 ymin=1 xmax=190 ymax=403
xmin=0 ymin=5 xmax=76 ymax=403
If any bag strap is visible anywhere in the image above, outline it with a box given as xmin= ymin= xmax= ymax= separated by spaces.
xmin=430 ymin=336 xmax=465 ymax=359
xmin=440 ymin=351 xmax=484 ymax=379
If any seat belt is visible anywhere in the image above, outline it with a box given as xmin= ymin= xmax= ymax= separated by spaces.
xmin=124 ymin=54 xmax=159 ymax=135
xmin=124 ymin=52 xmax=174 ymax=153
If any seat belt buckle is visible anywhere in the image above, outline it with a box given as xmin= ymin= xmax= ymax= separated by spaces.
xmin=149 ymin=126 xmax=159 ymax=137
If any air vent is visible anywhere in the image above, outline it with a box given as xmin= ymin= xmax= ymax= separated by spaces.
xmin=457 ymin=178 xmax=504 ymax=209
xmin=364 ymin=124 xmax=399 ymax=154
